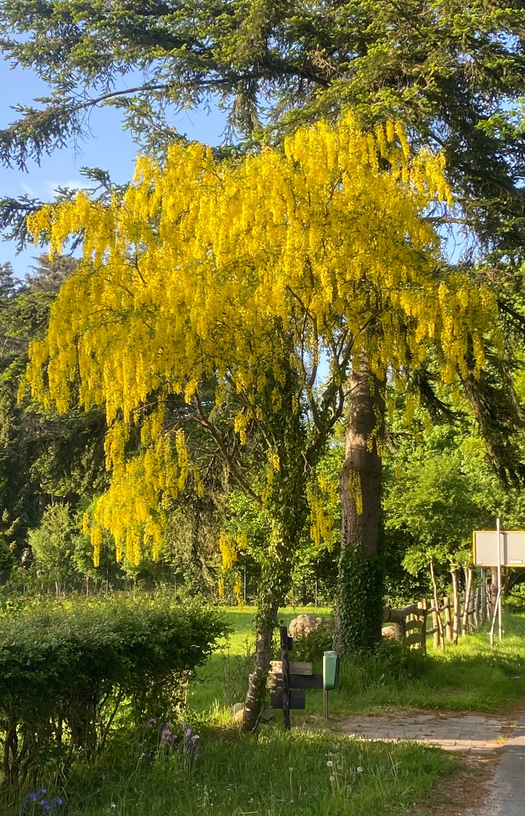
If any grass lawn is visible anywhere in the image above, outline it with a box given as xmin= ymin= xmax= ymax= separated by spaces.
xmin=189 ymin=606 xmax=525 ymax=721
xmin=187 ymin=606 xmax=332 ymax=719
xmin=8 ymin=605 xmax=525 ymax=816
xmin=47 ymin=726 xmax=455 ymax=816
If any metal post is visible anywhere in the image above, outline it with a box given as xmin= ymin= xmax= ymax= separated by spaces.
xmin=497 ymin=518 xmax=502 ymax=641
xmin=280 ymin=626 xmax=290 ymax=730
xmin=243 ymin=560 xmax=247 ymax=605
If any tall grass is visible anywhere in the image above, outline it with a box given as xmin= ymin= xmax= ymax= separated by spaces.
xmin=34 ymin=727 xmax=455 ymax=816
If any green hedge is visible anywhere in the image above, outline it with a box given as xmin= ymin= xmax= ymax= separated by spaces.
xmin=0 ymin=594 xmax=227 ymax=790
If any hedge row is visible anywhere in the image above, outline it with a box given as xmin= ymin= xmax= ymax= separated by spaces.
xmin=0 ymin=594 xmax=227 ymax=789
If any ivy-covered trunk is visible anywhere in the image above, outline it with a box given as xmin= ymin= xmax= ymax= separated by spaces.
xmin=242 ymin=476 xmax=307 ymax=731
xmin=338 ymin=354 xmax=385 ymax=654
xmin=242 ymin=595 xmax=279 ymax=732
xmin=241 ymin=351 xmax=309 ymax=732
xmin=241 ymin=511 xmax=305 ymax=732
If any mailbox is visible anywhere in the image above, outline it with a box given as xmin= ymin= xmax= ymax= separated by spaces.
xmin=323 ymin=650 xmax=340 ymax=691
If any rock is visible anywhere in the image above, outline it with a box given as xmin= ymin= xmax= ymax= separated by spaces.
xmin=260 ymin=707 xmax=275 ymax=723
xmin=232 ymin=703 xmax=244 ymax=722
xmin=382 ymin=625 xmax=396 ymax=639
xmin=288 ymin=613 xmax=331 ymax=639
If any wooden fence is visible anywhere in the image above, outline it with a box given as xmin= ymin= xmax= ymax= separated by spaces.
xmin=383 ymin=569 xmax=492 ymax=651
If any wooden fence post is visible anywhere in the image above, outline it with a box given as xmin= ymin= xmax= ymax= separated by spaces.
xmin=462 ymin=567 xmax=473 ymax=635
xmin=451 ymin=570 xmax=460 ymax=644
xmin=476 ymin=587 xmax=481 ymax=628
xmin=431 ymin=599 xmax=440 ymax=650
xmin=443 ymin=596 xmax=453 ymax=641
xmin=394 ymin=619 xmax=406 ymax=641
xmin=417 ymin=600 xmax=427 ymax=653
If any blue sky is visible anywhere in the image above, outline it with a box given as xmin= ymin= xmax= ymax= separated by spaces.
xmin=0 ymin=59 xmax=228 ymax=279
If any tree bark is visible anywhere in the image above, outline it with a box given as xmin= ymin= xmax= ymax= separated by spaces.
xmin=242 ymin=597 xmax=279 ymax=732
xmin=337 ymin=353 xmax=385 ymax=653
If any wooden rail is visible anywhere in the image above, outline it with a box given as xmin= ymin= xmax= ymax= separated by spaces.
xmin=383 ymin=569 xmax=491 ymax=651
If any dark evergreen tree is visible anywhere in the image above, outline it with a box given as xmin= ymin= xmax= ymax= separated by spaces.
xmin=0 ymin=255 xmax=107 ymax=564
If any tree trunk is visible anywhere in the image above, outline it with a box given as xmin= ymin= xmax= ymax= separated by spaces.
xmin=242 ymin=597 xmax=279 ymax=732
xmin=337 ymin=354 xmax=385 ymax=654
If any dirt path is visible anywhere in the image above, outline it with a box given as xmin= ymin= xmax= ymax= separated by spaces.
xmin=339 ymin=711 xmax=506 ymax=753
xmin=338 ymin=710 xmax=525 ymax=814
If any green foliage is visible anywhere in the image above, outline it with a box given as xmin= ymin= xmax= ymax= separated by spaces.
xmin=0 ymin=256 xmax=107 ymax=565
xmin=28 ymin=503 xmax=77 ymax=589
xmin=382 ymin=413 xmax=525 ymax=598
xmin=0 ymin=594 xmax=226 ymax=789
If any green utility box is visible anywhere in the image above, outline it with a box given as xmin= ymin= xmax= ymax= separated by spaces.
xmin=323 ymin=650 xmax=340 ymax=691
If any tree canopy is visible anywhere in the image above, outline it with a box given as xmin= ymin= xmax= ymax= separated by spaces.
xmin=26 ymin=115 xmax=495 ymax=565
xmin=2 ymin=0 xmax=525 ymax=258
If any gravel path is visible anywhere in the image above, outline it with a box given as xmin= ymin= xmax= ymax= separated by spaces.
xmin=339 ymin=711 xmax=506 ymax=753
xmin=338 ymin=710 xmax=525 ymax=814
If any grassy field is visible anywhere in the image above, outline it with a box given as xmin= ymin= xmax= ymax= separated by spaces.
xmin=9 ymin=605 xmax=525 ymax=816
xmin=189 ymin=605 xmax=525 ymax=722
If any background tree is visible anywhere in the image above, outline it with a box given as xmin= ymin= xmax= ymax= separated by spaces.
xmin=0 ymin=254 xmax=109 ymax=579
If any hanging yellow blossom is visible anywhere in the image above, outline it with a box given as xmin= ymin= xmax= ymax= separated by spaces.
xmin=25 ymin=113 xmax=498 ymax=564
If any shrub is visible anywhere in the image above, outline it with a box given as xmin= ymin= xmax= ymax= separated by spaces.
xmin=0 ymin=593 xmax=226 ymax=790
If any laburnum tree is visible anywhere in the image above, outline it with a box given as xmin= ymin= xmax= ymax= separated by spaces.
xmin=3 ymin=0 xmax=525 ymax=650
xmin=26 ymin=115 xmax=497 ymax=729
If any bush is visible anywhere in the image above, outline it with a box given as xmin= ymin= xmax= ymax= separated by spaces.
xmin=505 ymin=582 xmax=525 ymax=613
xmin=0 ymin=593 xmax=227 ymax=790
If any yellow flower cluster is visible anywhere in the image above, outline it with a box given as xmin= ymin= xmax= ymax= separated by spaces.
xmin=218 ymin=532 xmax=244 ymax=607
xmin=219 ymin=532 xmax=238 ymax=571
xmin=26 ymin=113 xmax=498 ymax=564
xmin=306 ymin=473 xmax=338 ymax=549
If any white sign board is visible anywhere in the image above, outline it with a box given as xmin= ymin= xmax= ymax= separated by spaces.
xmin=473 ymin=530 xmax=525 ymax=567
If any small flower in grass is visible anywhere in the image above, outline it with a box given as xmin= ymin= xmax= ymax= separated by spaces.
xmin=22 ymin=789 xmax=63 ymax=814
xmin=179 ymin=723 xmax=200 ymax=765
xmin=326 ymin=760 xmax=333 ymax=768
xmin=356 ymin=766 xmax=363 ymax=774
xmin=160 ymin=722 xmax=177 ymax=747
